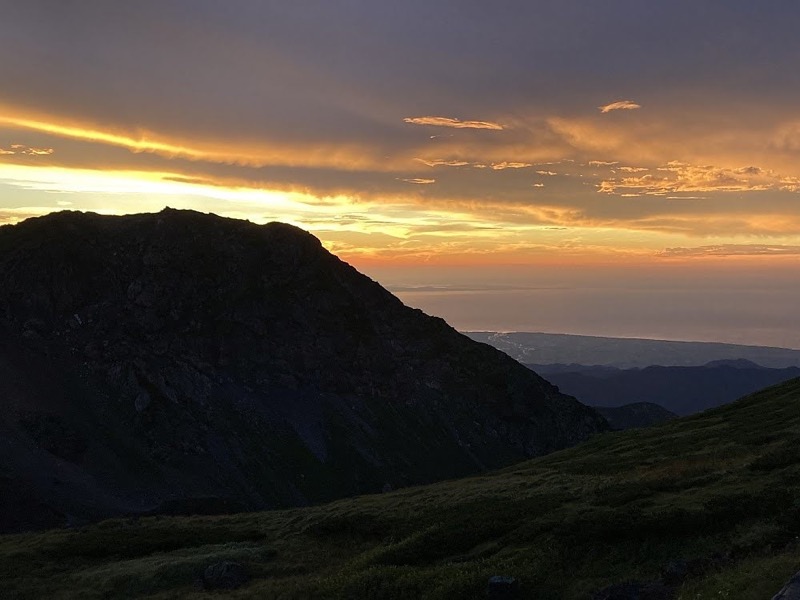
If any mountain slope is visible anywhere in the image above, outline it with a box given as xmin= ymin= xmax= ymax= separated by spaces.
xmin=0 ymin=209 xmax=605 ymax=532
xmin=593 ymin=402 xmax=677 ymax=429
xmin=3 ymin=378 xmax=800 ymax=598
xmin=534 ymin=362 xmax=800 ymax=415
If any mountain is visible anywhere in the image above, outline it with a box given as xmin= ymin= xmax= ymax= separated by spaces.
xmin=466 ymin=331 xmax=800 ymax=368
xmin=0 ymin=209 xmax=605 ymax=532
xmin=593 ymin=402 xmax=678 ymax=430
xmin=531 ymin=362 xmax=800 ymax=416
xmin=4 ymin=378 xmax=800 ymax=599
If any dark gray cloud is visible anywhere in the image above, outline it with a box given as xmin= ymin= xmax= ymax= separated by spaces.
xmin=4 ymin=1 xmax=800 ymax=147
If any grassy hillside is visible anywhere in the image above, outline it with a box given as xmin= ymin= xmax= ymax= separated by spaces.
xmin=4 ymin=378 xmax=800 ymax=599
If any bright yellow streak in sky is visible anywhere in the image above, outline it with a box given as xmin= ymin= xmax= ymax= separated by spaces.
xmin=0 ymin=107 xmax=391 ymax=171
xmin=2 ymin=161 xmax=799 ymax=268
xmin=0 ymin=115 xmax=202 ymax=159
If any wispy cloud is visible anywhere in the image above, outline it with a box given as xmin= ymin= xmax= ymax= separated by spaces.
xmin=403 ymin=116 xmax=504 ymax=130
xmin=415 ymin=158 xmax=530 ymax=170
xmin=398 ymin=177 xmax=436 ymax=184
xmin=598 ymin=100 xmax=641 ymax=113
xmin=490 ymin=161 xmax=531 ymax=170
xmin=772 ymin=121 xmax=800 ymax=151
xmin=0 ymin=143 xmax=54 ymax=156
xmin=536 ymin=170 xmax=557 ymax=176
xmin=414 ymin=158 xmax=470 ymax=167
xmin=659 ymin=244 xmax=800 ymax=258
xmin=598 ymin=162 xmax=799 ymax=195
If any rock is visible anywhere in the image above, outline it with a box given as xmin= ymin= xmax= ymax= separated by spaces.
xmin=773 ymin=570 xmax=800 ymax=600
xmin=134 ymin=391 xmax=151 ymax=412
xmin=201 ymin=561 xmax=248 ymax=590
xmin=487 ymin=575 xmax=519 ymax=599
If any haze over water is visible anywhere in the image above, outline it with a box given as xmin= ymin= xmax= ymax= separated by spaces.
xmin=364 ymin=263 xmax=800 ymax=349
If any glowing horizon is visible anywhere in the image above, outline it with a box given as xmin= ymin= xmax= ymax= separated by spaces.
xmin=2 ymin=3 xmax=800 ymax=345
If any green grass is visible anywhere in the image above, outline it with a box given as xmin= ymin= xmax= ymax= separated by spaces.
xmin=4 ymin=378 xmax=800 ymax=599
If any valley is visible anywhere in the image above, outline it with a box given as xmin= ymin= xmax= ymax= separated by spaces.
xmin=4 ymin=378 xmax=800 ymax=598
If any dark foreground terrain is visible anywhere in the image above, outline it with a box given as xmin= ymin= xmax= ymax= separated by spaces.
xmin=3 ymin=378 xmax=800 ymax=599
xmin=0 ymin=209 xmax=604 ymax=532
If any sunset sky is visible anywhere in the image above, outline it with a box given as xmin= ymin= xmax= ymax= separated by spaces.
xmin=2 ymin=2 xmax=799 ymax=346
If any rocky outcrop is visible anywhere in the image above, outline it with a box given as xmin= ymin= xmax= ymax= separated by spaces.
xmin=773 ymin=571 xmax=800 ymax=600
xmin=0 ymin=209 xmax=607 ymax=531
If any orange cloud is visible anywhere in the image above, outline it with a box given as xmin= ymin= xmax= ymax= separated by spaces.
xmin=597 ymin=162 xmax=791 ymax=196
xmin=415 ymin=158 xmax=531 ymax=170
xmin=403 ymin=116 xmax=504 ymax=130
xmin=598 ymin=100 xmax=641 ymax=113
xmin=0 ymin=143 xmax=54 ymax=156
xmin=490 ymin=161 xmax=531 ymax=170
xmin=414 ymin=158 xmax=470 ymax=167
xmin=659 ymin=244 xmax=800 ymax=258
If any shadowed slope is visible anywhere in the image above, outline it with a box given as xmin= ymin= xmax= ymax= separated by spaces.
xmin=3 ymin=377 xmax=800 ymax=598
xmin=0 ymin=209 xmax=605 ymax=531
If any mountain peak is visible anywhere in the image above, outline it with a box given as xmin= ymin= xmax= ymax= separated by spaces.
xmin=0 ymin=210 xmax=606 ymax=532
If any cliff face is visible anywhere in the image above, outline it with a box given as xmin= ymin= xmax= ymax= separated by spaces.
xmin=0 ymin=209 xmax=606 ymax=531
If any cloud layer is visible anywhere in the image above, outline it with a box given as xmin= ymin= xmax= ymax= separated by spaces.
xmin=2 ymin=2 xmax=800 ymax=265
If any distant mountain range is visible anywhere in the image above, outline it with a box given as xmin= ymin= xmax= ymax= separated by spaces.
xmin=529 ymin=361 xmax=800 ymax=416
xmin=0 ymin=210 xmax=606 ymax=532
xmin=466 ymin=331 xmax=800 ymax=369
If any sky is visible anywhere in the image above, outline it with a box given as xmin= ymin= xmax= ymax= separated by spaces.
xmin=1 ymin=1 xmax=799 ymax=347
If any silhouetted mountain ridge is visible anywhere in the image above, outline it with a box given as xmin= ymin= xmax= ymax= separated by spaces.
xmin=528 ymin=362 xmax=800 ymax=416
xmin=0 ymin=209 xmax=606 ymax=532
